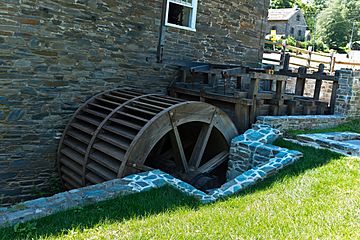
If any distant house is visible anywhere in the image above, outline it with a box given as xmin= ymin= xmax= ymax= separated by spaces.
xmin=267 ymin=7 xmax=307 ymax=41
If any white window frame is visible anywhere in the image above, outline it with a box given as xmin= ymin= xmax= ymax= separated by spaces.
xmin=165 ymin=0 xmax=198 ymax=32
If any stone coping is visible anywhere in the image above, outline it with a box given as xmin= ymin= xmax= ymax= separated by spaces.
xmin=286 ymin=131 xmax=360 ymax=157
xmin=257 ymin=115 xmax=346 ymax=121
xmin=256 ymin=115 xmax=348 ymax=131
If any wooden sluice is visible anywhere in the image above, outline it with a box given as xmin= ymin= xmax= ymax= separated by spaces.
xmin=168 ymin=63 xmax=339 ymax=132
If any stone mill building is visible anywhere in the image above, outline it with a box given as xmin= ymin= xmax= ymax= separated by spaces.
xmin=0 ymin=0 xmax=270 ymax=205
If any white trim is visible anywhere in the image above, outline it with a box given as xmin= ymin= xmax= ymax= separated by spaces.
xmin=165 ymin=22 xmax=197 ymax=32
xmin=165 ymin=0 xmax=198 ymax=31
xmin=169 ymin=0 xmax=193 ymax=8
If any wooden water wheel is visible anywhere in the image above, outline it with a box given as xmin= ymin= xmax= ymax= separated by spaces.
xmin=57 ymin=88 xmax=238 ymax=191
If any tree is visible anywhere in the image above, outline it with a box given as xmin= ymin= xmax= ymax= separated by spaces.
xmin=313 ymin=0 xmax=329 ymax=13
xmin=342 ymin=0 xmax=360 ymax=43
xmin=270 ymin=0 xmax=295 ymax=9
xmin=295 ymin=1 xmax=316 ymax=33
xmin=316 ymin=0 xmax=352 ymax=49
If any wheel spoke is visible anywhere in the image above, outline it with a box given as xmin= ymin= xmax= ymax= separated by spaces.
xmin=197 ymin=151 xmax=229 ymax=174
xmin=169 ymin=114 xmax=189 ymax=173
xmin=189 ymin=112 xmax=216 ymax=169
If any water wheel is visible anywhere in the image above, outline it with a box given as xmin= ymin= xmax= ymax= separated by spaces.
xmin=57 ymin=88 xmax=238 ymax=191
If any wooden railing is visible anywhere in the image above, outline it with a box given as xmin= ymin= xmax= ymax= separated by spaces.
xmin=263 ymin=41 xmax=360 ymax=74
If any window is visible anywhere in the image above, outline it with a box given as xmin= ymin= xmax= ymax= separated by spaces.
xmin=298 ymin=30 xmax=302 ymax=37
xmin=290 ymin=27 xmax=294 ymax=35
xmin=165 ymin=0 xmax=198 ymax=31
xmin=296 ymin=15 xmax=300 ymax=21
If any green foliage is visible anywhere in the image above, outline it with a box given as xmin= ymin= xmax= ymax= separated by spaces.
xmin=295 ymin=0 xmax=317 ymax=33
xmin=316 ymin=0 xmax=352 ymax=49
xmin=342 ymin=0 xmax=360 ymax=43
xmin=286 ymin=36 xmax=297 ymax=47
xmin=313 ymin=0 xmax=329 ymax=13
xmin=270 ymin=0 xmax=295 ymax=9
xmin=13 ymin=222 xmax=37 ymax=234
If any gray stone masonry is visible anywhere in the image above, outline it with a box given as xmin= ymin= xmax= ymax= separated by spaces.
xmin=335 ymin=70 xmax=360 ymax=118
xmin=227 ymin=124 xmax=302 ymax=180
xmin=0 ymin=0 xmax=270 ymax=206
xmin=286 ymin=132 xmax=360 ymax=157
xmin=256 ymin=115 xmax=348 ymax=131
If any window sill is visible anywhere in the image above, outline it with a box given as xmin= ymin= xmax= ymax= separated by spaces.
xmin=165 ymin=23 xmax=196 ymax=32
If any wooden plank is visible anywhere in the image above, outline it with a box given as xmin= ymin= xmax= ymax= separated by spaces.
xmin=124 ymin=105 xmax=157 ymax=116
xmin=249 ymin=72 xmax=288 ymax=81
xmin=89 ymin=151 xmax=120 ymax=173
xmin=97 ymin=133 xmax=130 ymax=151
xmin=275 ymin=80 xmax=286 ymax=100
xmin=169 ymin=113 xmax=189 ymax=173
xmin=103 ymin=125 xmax=137 ymax=140
xmin=313 ymin=79 xmax=323 ymax=100
xmin=235 ymin=101 xmax=250 ymax=133
xmin=295 ymin=67 xmax=307 ymax=96
xmin=335 ymin=61 xmax=360 ymax=67
xmin=248 ymin=78 xmax=259 ymax=124
xmin=248 ymin=78 xmax=259 ymax=98
xmin=286 ymin=100 xmax=297 ymax=115
xmin=189 ymin=112 xmax=216 ymax=168
xmin=330 ymin=81 xmax=339 ymax=114
xmin=66 ymin=130 xmax=91 ymax=144
xmin=315 ymin=101 xmax=327 ymax=115
xmin=75 ymin=114 xmax=102 ymax=126
xmin=197 ymin=151 xmax=229 ymax=174
xmin=109 ymin=117 xmax=143 ymax=131
xmin=87 ymin=162 xmax=116 ymax=180
xmin=93 ymin=142 xmax=125 ymax=160
xmin=61 ymin=147 xmax=84 ymax=165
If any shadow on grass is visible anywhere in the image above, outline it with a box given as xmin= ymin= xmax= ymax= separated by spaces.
xmin=0 ymin=186 xmax=201 ymax=240
xmin=233 ymin=138 xmax=343 ymax=198
xmin=0 ymin=139 xmax=343 ymax=239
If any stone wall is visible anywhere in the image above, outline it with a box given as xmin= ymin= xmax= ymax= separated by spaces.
xmin=0 ymin=0 xmax=270 ymax=206
xmin=256 ymin=115 xmax=348 ymax=131
xmin=334 ymin=70 xmax=360 ymax=118
xmin=227 ymin=124 xmax=302 ymax=180
xmin=285 ymin=78 xmax=334 ymax=103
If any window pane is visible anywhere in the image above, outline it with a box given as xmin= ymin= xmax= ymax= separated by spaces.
xmin=168 ymin=3 xmax=192 ymax=27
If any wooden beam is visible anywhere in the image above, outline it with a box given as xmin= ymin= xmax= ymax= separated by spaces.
xmin=313 ymin=79 xmax=322 ymax=101
xmin=295 ymin=67 xmax=307 ymax=96
xmin=330 ymin=81 xmax=339 ymax=114
xmin=197 ymin=151 xmax=229 ymax=174
xmin=189 ymin=112 xmax=216 ymax=169
xmin=169 ymin=113 xmax=189 ymax=173
xmin=248 ymin=77 xmax=259 ymax=124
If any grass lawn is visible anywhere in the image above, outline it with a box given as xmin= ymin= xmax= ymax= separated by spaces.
xmin=1 ymin=128 xmax=359 ymax=239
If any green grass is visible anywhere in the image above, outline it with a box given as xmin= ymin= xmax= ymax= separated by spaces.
xmin=1 ymin=139 xmax=359 ymax=239
xmin=287 ymin=119 xmax=360 ymax=137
